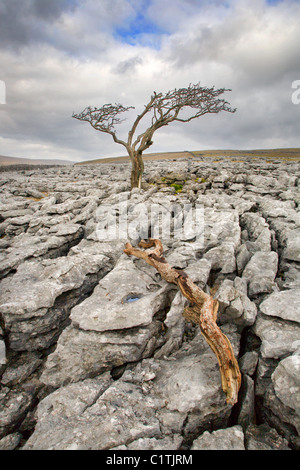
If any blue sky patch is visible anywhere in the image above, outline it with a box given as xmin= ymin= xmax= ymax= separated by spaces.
xmin=115 ymin=10 xmax=167 ymax=48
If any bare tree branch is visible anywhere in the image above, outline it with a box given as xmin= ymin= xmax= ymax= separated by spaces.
xmin=72 ymin=103 xmax=134 ymax=149
xmin=124 ymin=239 xmax=241 ymax=405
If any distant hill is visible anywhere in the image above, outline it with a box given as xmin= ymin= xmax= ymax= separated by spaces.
xmin=0 ymin=155 xmax=75 ymax=166
xmin=76 ymin=148 xmax=300 ymax=165
xmin=75 ymin=151 xmax=193 ymax=165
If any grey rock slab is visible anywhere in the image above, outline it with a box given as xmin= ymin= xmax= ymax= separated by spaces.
xmin=152 ymin=325 xmax=240 ymax=439
xmin=245 ymin=424 xmax=290 ymax=450
xmin=27 ymin=214 xmax=71 ymax=233
xmin=236 ymin=375 xmax=255 ymax=428
xmin=72 ymin=199 xmax=98 ymax=224
xmin=48 ymin=222 xmax=83 ymax=237
xmin=202 ymin=208 xmax=241 ymax=250
xmin=24 ymin=373 xmax=162 ymax=450
xmin=70 ymin=256 xmax=172 ymax=332
xmin=272 ymin=353 xmax=300 ymax=414
xmin=214 ymin=279 xmax=257 ymax=326
xmin=0 ymin=387 xmax=35 ymax=438
xmin=0 ymin=230 xmax=84 ymax=279
xmin=0 ymin=200 xmax=29 ymax=212
xmin=23 ymin=188 xmax=45 ymax=199
xmin=259 ymin=198 xmax=296 ymax=218
xmin=1 ymin=352 xmax=43 ymax=386
xmin=255 ymin=356 xmax=280 ymax=397
xmin=45 ymin=197 xmax=88 ymax=215
xmin=151 ymin=351 xmax=227 ymax=416
xmin=279 ymin=188 xmax=300 ymax=206
xmin=23 ymin=373 xmax=114 ymax=449
xmin=240 ymin=212 xmax=272 ymax=251
xmin=247 ymin=174 xmax=278 ymax=188
xmin=203 ymin=242 xmax=236 ymax=273
xmin=40 ymin=321 xmax=164 ymax=388
xmin=0 ymin=254 xmax=110 ymax=320
xmin=27 ymin=331 xmax=236 ymax=450
xmin=282 ymin=263 xmax=300 ymax=289
xmin=165 ymin=243 xmax=198 ymax=269
xmin=239 ymin=351 xmax=259 ymax=376
xmin=282 ymin=229 xmax=300 ymax=262
xmin=242 ymin=251 xmax=278 ymax=296
xmin=276 ymin=172 xmax=298 ymax=188
xmin=0 ymin=432 xmax=22 ymax=450
xmin=122 ymin=435 xmax=183 ymax=450
xmin=230 ymin=198 xmax=255 ymax=216
xmin=184 ymin=258 xmax=211 ymax=287
xmin=2 ymin=157 xmax=300 ymax=450
xmin=0 ymin=253 xmax=112 ymax=351
xmin=246 ymin=185 xmax=278 ymax=196
xmin=269 ymin=353 xmax=300 ymax=435
xmin=0 ymin=208 xmax=33 ymax=220
xmin=154 ymin=291 xmax=186 ymax=359
xmin=69 ymin=238 xmax=124 ymax=261
xmin=259 ymin=289 xmax=300 ymax=323
xmin=5 ymin=214 xmax=32 ymax=226
xmin=236 ymin=244 xmax=251 ymax=276
xmin=191 ymin=425 xmax=245 ymax=450
xmin=253 ymin=315 xmax=300 ymax=359
xmin=233 ymin=276 xmax=248 ymax=295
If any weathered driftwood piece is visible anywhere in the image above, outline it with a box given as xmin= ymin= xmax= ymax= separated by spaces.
xmin=124 ymin=239 xmax=241 ymax=405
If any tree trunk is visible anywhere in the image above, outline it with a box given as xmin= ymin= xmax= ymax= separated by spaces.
xmin=130 ymin=151 xmax=144 ymax=189
xmin=124 ymin=239 xmax=241 ymax=405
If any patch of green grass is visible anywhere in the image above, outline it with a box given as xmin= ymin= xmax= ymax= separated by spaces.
xmin=170 ymin=183 xmax=183 ymax=193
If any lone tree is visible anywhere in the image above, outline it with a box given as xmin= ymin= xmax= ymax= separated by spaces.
xmin=72 ymin=82 xmax=236 ymax=189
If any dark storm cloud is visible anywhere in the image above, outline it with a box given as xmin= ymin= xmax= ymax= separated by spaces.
xmin=0 ymin=0 xmax=78 ymax=49
xmin=113 ymin=56 xmax=143 ymax=75
xmin=32 ymin=0 xmax=77 ymax=20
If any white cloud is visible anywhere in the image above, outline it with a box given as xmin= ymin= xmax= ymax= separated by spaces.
xmin=0 ymin=0 xmax=299 ymax=162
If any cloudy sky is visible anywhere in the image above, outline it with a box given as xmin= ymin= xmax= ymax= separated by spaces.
xmin=0 ymin=0 xmax=299 ymax=162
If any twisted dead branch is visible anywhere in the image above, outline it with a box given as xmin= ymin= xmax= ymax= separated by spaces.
xmin=124 ymin=239 xmax=241 ymax=405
